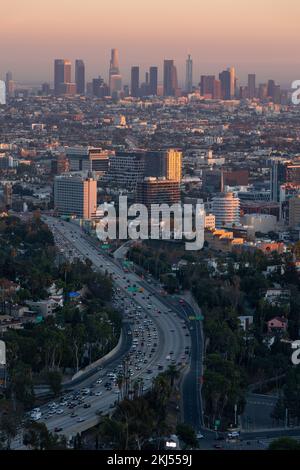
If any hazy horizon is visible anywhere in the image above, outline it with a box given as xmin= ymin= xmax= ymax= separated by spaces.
xmin=1 ymin=0 xmax=300 ymax=87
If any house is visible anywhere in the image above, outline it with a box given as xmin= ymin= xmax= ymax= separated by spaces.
xmin=267 ymin=316 xmax=288 ymax=334
xmin=238 ymin=315 xmax=254 ymax=331
xmin=265 ymin=288 xmax=290 ymax=307
xmin=26 ymin=297 xmax=63 ymax=317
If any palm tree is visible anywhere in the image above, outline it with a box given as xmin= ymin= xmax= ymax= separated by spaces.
xmin=165 ymin=365 xmax=180 ymax=388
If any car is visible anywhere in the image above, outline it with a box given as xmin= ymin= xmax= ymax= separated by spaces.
xmin=214 ymin=444 xmax=223 ymax=449
xmin=56 ymin=409 xmax=64 ymax=415
xmin=96 ymin=379 xmax=103 ymax=384
xmin=83 ymin=403 xmax=91 ymax=409
xmin=70 ymin=413 xmax=78 ymax=418
xmin=228 ymin=431 xmax=240 ymax=439
xmin=95 ymin=391 xmax=103 ymax=397
xmin=54 ymin=427 xmax=63 ymax=433
xmin=77 ymin=417 xmax=85 ymax=423
xmin=196 ymin=432 xmax=204 ymax=439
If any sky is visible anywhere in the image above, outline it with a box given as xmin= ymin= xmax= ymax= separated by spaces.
xmin=1 ymin=0 xmax=300 ymax=87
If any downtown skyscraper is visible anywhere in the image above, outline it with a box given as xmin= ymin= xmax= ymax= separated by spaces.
xmin=54 ymin=59 xmax=72 ymax=95
xmin=131 ymin=66 xmax=140 ymax=97
xmin=149 ymin=67 xmax=158 ymax=95
xmin=109 ymin=48 xmax=122 ymax=98
xmin=248 ymin=74 xmax=256 ymax=99
xmin=163 ymin=60 xmax=178 ymax=97
xmin=75 ymin=60 xmax=85 ymax=95
xmin=219 ymin=67 xmax=235 ymax=100
xmin=185 ymin=54 xmax=193 ymax=93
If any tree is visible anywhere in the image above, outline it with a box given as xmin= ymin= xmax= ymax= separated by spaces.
xmin=47 ymin=370 xmax=63 ymax=396
xmin=0 ymin=401 xmax=22 ymax=449
xmin=23 ymin=421 xmax=67 ymax=450
xmin=176 ymin=423 xmax=198 ymax=448
xmin=165 ymin=365 xmax=180 ymax=387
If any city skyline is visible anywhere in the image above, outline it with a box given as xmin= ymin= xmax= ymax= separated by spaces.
xmin=1 ymin=0 xmax=300 ymax=85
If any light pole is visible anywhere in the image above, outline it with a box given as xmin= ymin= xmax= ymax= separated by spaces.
xmin=234 ymin=404 xmax=238 ymax=427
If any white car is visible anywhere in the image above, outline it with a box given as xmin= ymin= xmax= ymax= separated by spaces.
xmin=96 ymin=379 xmax=103 ymax=384
xmin=95 ymin=391 xmax=103 ymax=397
xmin=196 ymin=432 xmax=204 ymax=439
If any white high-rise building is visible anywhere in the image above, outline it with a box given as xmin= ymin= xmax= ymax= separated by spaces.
xmin=0 ymin=81 xmax=6 ymax=105
xmin=211 ymin=192 xmax=240 ymax=228
xmin=54 ymin=174 xmax=97 ymax=219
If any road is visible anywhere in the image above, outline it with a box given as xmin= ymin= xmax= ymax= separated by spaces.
xmin=180 ymin=300 xmax=203 ymax=430
xmin=33 ymin=216 xmax=191 ymax=442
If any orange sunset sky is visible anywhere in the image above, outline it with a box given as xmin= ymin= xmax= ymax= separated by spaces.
xmin=1 ymin=0 xmax=300 ymax=85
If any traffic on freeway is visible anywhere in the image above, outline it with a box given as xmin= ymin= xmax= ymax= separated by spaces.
xmin=35 ymin=216 xmax=191 ymax=440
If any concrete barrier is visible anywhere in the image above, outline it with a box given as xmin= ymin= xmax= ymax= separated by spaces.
xmin=63 ymin=328 xmax=124 ymax=387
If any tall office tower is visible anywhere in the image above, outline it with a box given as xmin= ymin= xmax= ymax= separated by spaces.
xmin=51 ymin=153 xmax=69 ymax=175
xmin=229 ymin=67 xmax=235 ymax=99
xmin=109 ymin=48 xmax=120 ymax=76
xmin=54 ymin=175 xmax=97 ymax=219
xmin=200 ymin=75 xmax=215 ymax=97
xmin=267 ymin=79 xmax=276 ymax=99
xmin=289 ymin=195 xmax=300 ymax=228
xmin=149 ymin=67 xmax=158 ymax=95
xmin=5 ymin=71 xmax=15 ymax=98
xmin=54 ymin=59 xmax=72 ymax=95
xmin=270 ymin=159 xmax=288 ymax=202
xmin=144 ymin=149 xmax=182 ymax=181
xmin=109 ymin=48 xmax=122 ymax=97
xmin=109 ymin=75 xmax=122 ymax=97
xmin=163 ymin=60 xmax=178 ymax=96
xmin=0 ymin=81 xmax=6 ymax=105
xmin=248 ymin=74 xmax=256 ymax=99
xmin=92 ymin=77 xmax=109 ymax=98
xmin=67 ymin=146 xmax=110 ymax=174
xmin=41 ymin=83 xmax=50 ymax=95
xmin=274 ymin=85 xmax=281 ymax=104
xmin=185 ymin=54 xmax=193 ymax=93
xmin=211 ymin=192 xmax=241 ymax=228
xmin=213 ymin=79 xmax=221 ymax=99
xmin=5 ymin=71 xmax=12 ymax=84
xmin=75 ymin=60 xmax=85 ymax=95
xmin=137 ymin=177 xmax=180 ymax=209
xmin=165 ymin=149 xmax=182 ymax=182
xmin=107 ymin=152 xmax=146 ymax=192
xmin=131 ymin=66 xmax=140 ymax=97
xmin=258 ymin=83 xmax=268 ymax=100
xmin=219 ymin=70 xmax=231 ymax=100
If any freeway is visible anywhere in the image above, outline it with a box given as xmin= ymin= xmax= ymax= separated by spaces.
xmin=35 ymin=216 xmax=191 ymax=441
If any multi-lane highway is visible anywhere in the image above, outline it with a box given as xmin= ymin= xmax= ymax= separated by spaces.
xmin=36 ymin=216 xmax=191 ymax=441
